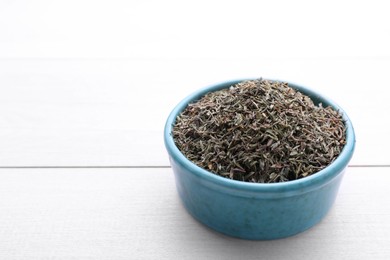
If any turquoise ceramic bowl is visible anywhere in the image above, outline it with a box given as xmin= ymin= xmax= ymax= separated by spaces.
xmin=164 ymin=79 xmax=355 ymax=240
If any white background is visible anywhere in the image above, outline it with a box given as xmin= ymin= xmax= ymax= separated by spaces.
xmin=0 ymin=1 xmax=389 ymax=259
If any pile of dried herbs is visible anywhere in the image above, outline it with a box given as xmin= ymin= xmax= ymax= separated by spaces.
xmin=172 ymin=79 xmax=346 ymax=183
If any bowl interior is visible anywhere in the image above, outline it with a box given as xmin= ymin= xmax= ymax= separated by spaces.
xmin=164 ymin=79 xmax=356 ymax=194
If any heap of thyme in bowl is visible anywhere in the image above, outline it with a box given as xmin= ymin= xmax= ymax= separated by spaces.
xmin=172 ymin=79 xmax=346 ymax=183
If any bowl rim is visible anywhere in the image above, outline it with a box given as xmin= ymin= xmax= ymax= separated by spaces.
xmin=164 ymin=79 xmax=356 ymax=193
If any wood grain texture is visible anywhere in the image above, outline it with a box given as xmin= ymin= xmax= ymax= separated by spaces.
xmin=1 ymin=0 xmax=389 ymax=59
xmin=0 ymin=167 xmax=389 ymax=260
xmin=0 ymin=58 xmax=389 ymax=166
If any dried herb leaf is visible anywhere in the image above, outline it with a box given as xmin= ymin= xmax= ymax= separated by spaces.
xmin=173 ymin=79 xmax=346 ymax=183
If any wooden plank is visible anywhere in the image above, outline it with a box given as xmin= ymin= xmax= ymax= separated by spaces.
xmin=0 ymin=0 xmax=389 ymax=59
xmin=0 ymin=58 xmax=389 ymax=166
xmin=0 ymin=167 xmax=389 ymax=259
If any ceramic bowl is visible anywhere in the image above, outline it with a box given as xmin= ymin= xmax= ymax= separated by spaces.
xmin=164 ymin=79 xmax=355 ymax=240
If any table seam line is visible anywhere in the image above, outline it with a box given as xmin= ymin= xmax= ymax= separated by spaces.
xmin=0 ymin=165 xmax=388 ymax=169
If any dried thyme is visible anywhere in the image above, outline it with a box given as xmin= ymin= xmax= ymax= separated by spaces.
xmin=172 ymin=79 xmax=346 ymax=183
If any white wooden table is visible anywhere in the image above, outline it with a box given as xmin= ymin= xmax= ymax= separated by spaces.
xmin=1 ymin=1 xmax=389 ymax=259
